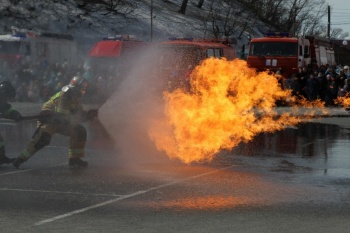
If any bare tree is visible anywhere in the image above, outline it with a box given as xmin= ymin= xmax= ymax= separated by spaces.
xmin=297 ymin=0 xmax=327 ymax=36
xmin=178 ymin=0 xmax=189 ymax=14
xmin=0 ymin=0 xmax=138 ymax=34
xmin=330 ymin=28 xmax=349 ymax=39
xmin=2 ymin=0 xmax=345 ymax=40
xmin=74 ymin=0 xmax=135 ymax=17
xmin=197 ymin=0 xmax=205 ymax=8
xmin=236 ymin=0 xmax=285 ymax=27
xmin=199 ymin=0 xmax=255 ymax=39
xmin=237 ymin=0 xmax=334 ymax=37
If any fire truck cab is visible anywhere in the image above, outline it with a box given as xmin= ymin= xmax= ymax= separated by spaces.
xmin=246 ymin=32 xmax=334 ymax=79
xmin=157 ymin=37 xmax=236 ymax=65
xmin=85 ymin=35 xmax=149 ymax=79
xmin=0 ymin=27 xmax=78 ymax=67
xmin=156 ymin=37 xmax=236 ymax=90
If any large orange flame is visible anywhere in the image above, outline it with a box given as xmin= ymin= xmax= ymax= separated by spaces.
xmin=336 ymin=95 xmax=350 ymax=107
xmin=148 ymin=58 xmax=326 ymax=164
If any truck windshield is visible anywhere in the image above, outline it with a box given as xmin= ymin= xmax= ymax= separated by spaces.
xmin=158 ymin=47 xmax=199 ymax=69
xmin=249 ymin=42 xmax=297 ymax=57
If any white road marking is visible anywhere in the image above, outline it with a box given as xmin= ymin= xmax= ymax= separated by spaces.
xmin=34 ymin=165 xmax=236 ymax=226
xmin=0 ymin=163 xmax=67 ymax=176
xmin=0 ymin=188 xmax=121 ymax=197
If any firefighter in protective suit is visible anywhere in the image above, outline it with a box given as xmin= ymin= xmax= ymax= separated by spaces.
xmin=0 ymin=81 xmax=23 ymax=165
xmin=12 ymin=76 xmax=97 ymax=168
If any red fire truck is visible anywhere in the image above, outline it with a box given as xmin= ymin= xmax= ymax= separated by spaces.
xmin=156 ymin=37 xmax=236 ymax=90
xmin=0 ymin=27 xmax=78 ymax=67
xmin=246 ymin=32 xmax=335 ymax=79
xmin=85 ymin=35 xmax=149 ymax=78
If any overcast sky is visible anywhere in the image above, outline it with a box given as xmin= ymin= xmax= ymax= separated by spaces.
xmin=324 ymin=0 xmax=350 ymax=37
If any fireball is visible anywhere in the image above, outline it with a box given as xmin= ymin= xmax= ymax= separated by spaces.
xmin=148 ymin=58 xmax=325 ymax=164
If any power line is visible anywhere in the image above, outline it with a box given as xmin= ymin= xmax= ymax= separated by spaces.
xmin=332 ymin=23 xmax=350 ymax=26
xmin=324 ymin=5 xmax=350 ymax=31
xmin=330 ymin=8 xmax=350 ymax=11
xmin=331 ymin=13 xmax=350 ymax=15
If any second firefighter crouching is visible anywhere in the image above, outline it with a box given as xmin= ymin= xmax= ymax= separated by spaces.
xmin=12 ymin=75 xmax=98 ymax=169
xmin=0 ymin=81 xmax=23 ymax=166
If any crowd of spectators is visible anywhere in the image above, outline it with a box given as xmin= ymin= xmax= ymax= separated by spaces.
xmin=2 ymin=58 xmax=350 ymax=107
xmin=0 ymin=59 xmax=114 ymax=104
xmin=283 ymin=63 xmax=350 ymax=106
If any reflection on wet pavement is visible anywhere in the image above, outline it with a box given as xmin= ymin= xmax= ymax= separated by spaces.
xmin=232 ymin=122 xmax=345 ymax=158
xmin=214 ymin=122 xmax=350 ymax=184
xmin=2 ymin=119 xmax=350 ymax=219
xmin=126 ymin=195 xmax=254 ymax=211
xmin=2 ymin=120 xmax=349 ymax=188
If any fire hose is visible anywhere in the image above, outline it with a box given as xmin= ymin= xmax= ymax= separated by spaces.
xmin=0 ymin=109 xmax=98 ymax=123
xmin=0 ymin=114 xmax=40 ymax=123
xmin=0 ymin=109 xmax=99 ymax=138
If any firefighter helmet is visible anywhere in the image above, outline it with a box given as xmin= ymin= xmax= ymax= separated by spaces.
xmin=62 ymin=75 xmax=88 ymax=94
xmin=0 ymin=81 xmax=16 ymax=99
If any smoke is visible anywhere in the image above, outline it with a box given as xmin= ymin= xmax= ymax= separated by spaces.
xmin=98 ymin=45 xmax=170 ymax=165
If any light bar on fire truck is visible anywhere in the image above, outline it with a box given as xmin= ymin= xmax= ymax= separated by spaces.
xmin=265 ymin=32 xmax=290 ymax=37
xmin=168 ymin=37 xmax=194 ymax=41
xmin=103 ymin=35 xmax=137 ymax=41
xmin=168 ymin=37 xmax=236 ymax=46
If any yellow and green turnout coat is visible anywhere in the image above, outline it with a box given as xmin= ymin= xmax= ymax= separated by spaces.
xmin=20 ymin=90 xmax=87 ymax=161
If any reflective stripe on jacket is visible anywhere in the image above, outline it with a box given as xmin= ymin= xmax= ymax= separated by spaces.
xmin=42 ymin=91 xmax=83 ymax=123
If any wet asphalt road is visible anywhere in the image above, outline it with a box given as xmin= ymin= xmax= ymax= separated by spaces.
xmin=1 ymin=103 xmax=350 ymax=233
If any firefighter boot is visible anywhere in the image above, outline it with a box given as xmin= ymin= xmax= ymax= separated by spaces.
xmin=69 ymin=158 xmax=88 ymax=168
xmin=0 ymin=154 xmax=15 ymax=165
xmin=12 ymin=157 xmax=26 ymax=169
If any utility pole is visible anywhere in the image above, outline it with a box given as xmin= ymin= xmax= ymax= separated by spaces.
xmin=293 ymin=6 xmax=298 ymax=36
xmin=150 ymin=0 xmax=153 ymax=41
xmin=327 ymin=5 xmax=330 ymax=39
xmin=294 ymin=7 xmax=296 ymax=36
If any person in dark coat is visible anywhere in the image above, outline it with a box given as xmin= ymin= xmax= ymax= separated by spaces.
xmin=0 ymin=81 xmax=23 ymax=165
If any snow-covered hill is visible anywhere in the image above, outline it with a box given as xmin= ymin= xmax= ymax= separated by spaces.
xmin=0 ymin=0 xmax=257 ymax=56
